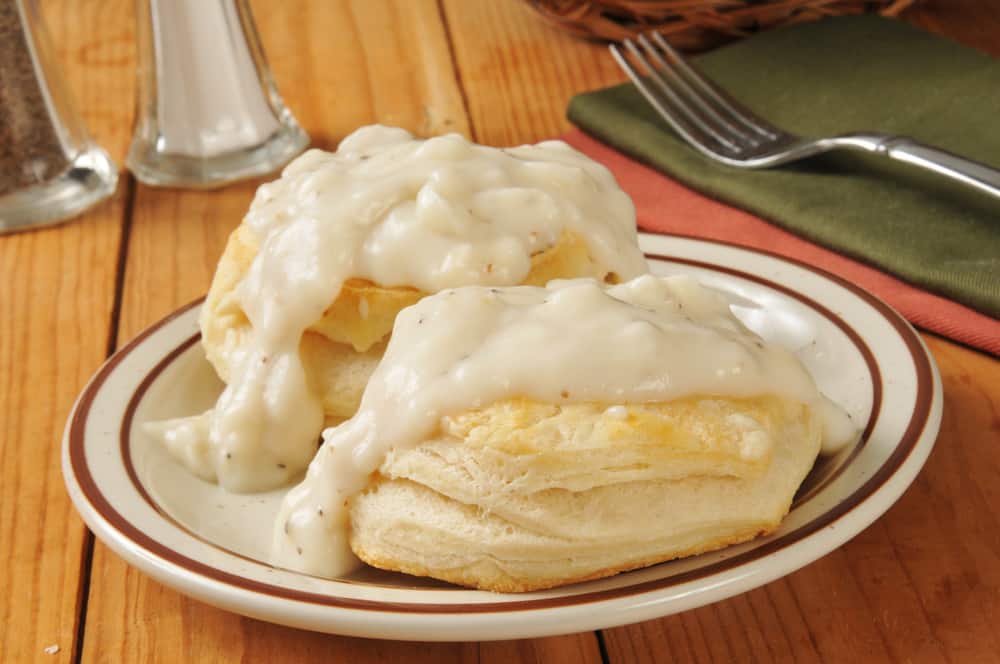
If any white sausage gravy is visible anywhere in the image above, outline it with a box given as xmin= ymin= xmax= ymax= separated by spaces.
xmin=147 ymin=125 xmax=647 ymax=492
xmin=272 ymin=275 xmax=857 ymax=578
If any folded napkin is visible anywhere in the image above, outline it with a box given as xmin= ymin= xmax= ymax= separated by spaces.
xmin=563 ymin=130 xmax=1000 ymax=355
xmin=567 ymin=14 xmax=1000 ymax=352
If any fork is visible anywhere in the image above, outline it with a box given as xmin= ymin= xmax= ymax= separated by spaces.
xmin=610 ymin=32 xmax=1000 ymax=200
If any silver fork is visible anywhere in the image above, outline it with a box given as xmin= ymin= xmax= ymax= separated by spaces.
xmin=610 ymin=32 xmax=1000 ymax=200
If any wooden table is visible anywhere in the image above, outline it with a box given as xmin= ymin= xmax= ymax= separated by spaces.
xmin=3 ymin=1 xmax=998 ymax=661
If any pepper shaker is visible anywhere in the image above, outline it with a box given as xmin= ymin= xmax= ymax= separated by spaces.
xmin=0 ymin=0 xmax=118 ymax=234
xmin=126 ymin=0 xmax=309 ymax=188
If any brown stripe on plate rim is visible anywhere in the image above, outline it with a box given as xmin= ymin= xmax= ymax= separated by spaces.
xmin=68 ymin=243 xmax=934 ymax=614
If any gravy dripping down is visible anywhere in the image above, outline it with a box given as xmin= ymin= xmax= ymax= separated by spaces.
xmin=146 ymin=125 xmax=648 ymax=492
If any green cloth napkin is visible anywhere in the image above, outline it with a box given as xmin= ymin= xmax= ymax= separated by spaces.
xmin=568 ymin=15 xmax=1000 ymax=319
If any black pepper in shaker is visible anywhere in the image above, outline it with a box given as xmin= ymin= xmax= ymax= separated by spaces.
xmin=0 ymin=0 xmax=117 ymax=234
xmin=0 ymin=1 xmax=67 ymax=194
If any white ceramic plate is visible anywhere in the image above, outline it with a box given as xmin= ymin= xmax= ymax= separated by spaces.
xmin=63 ymin=233 xmax=941 ymax=641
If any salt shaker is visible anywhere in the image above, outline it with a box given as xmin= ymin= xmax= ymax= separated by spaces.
xmin=0 ymin=0 xmax=118 ymax=234
xmin=126 ymin=0 xmax=309 ymax=188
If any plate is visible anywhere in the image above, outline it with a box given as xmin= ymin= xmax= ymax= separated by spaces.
xmin=62 ymin=233 xmax=941 ymax=641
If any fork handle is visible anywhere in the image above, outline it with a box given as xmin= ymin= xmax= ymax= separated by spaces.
xmin=878 ymin=137 xmax=1000 ymax=201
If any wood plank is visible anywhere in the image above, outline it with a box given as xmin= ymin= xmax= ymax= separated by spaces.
xmin=0 ymin=205 xmax=125 ymax=663
xmin=882 ymin=336 xmax=1000 ymax=661
xmin=77 ymin=1 xmax=597 ymax=661
xmin=440 ymin=0 xmax=626 ymax=145
xmin=41 ymin=0 xmax=137 ymax=162
xmin=0 ymin=0 xmax=132 ymax=661
xmin=254 ymin=0 xmax=471 ymax=147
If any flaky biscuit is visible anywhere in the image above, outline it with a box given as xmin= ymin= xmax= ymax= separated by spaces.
xmin=349 ymin=396 xmax=821 ymax=592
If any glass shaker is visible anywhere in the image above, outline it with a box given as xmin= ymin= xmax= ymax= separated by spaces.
xmin=126 ymin=0 xmax=309 ymax=188
xmin=0 ymin=0 xmax=118 ymax=234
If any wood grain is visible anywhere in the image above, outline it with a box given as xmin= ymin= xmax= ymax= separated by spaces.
xmin=0 ymin=1 xmax=132 ymax=662
xmin=441 ymin=0 xmax=627 ymax=145
xmin=40 ymin=0 xmax=136 ymax=163
xmin=254 ymin=0 xmax=471 ymax=147
xmin=0 ymin=204 xmax=125 ymax=664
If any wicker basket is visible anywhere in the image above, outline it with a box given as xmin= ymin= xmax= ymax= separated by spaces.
xmin=525 ymin=0 xmax=917 ymax=50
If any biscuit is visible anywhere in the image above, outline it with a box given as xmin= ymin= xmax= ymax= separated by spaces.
xmin=349 ymin=396 xmax=821 ymax=592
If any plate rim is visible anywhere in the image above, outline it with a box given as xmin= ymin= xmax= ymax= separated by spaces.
xmin=62 ymin=233 xmax=941 ymax=634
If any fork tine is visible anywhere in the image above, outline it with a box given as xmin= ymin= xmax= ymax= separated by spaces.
xmin=609 ymin=43 xmax=731 ymax=158
xmin=624 ymin=38 xmax=741 ymax=152
xmin=649 ymin=32 xmax=781 ymax=140
xmin=635 ymin=33 xmax=760 ymax=149
xmin=614 ymin=40 xmax=739 ymax=155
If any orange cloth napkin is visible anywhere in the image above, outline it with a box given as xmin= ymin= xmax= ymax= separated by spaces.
xmin=564 ymin=129 xmax=1000 ymax=356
